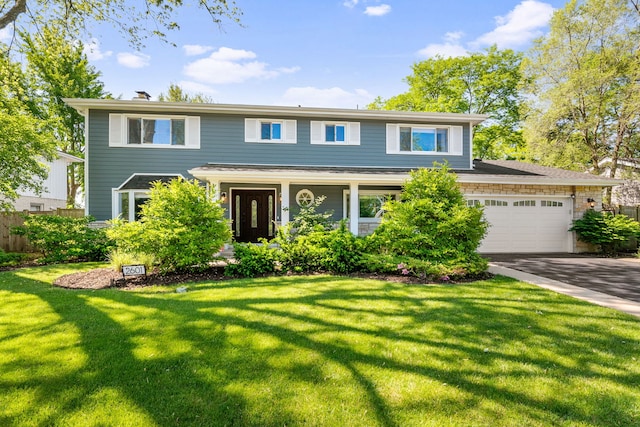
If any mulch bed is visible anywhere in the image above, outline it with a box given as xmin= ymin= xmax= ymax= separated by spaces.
xmin=54 ymin=266 xmax=227 ymax=290
xmin=52 ymin=266 xmax=492 ymax=290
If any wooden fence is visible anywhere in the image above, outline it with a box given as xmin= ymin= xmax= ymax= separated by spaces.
xmin=0 ymin=208 xmax=84 ymax=253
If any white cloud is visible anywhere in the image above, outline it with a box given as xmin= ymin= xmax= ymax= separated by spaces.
xmin=183 ymin=44 xmax=214 ymax=56
xmin=117 ymin=52 xmax=151 ymax=68
xmin=0 ymin=26 xmax=13 ymax=43
xmin=417 ymin=42 xmax=468 ymax=58
xmin=343 ymin=0 xmax=359 ymax=8
xmin=364 ymin=4 xmax=391 ymax=16
xmin=177 ymin=80 xmax=219 ymax=95
xmin=83 ymin=39 xmax=113 ymax=61
xmin=472 ymin=0 xmax=554 ymax=48
xmin=280 ymin=86 xmax=374 ymax=109
xmin=183 ymin=47 xmax=299 ymax=84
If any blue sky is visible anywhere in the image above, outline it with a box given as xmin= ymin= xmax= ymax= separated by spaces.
xmin=7 ymin=0 xmax=567 ymax=108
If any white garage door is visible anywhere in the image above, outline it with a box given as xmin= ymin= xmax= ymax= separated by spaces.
xmin=468 ymin=197 xmax=573 ymax=253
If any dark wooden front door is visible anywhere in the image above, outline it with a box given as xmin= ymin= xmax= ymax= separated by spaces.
xmin=232 ymin=189 xmax=276 ymax=243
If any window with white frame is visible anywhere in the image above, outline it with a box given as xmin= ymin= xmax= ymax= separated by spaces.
xmin=310 ymin=121 xmax=360 ymax=145
xmin=116 ymin=191 xmax=150 ymax=221
xmin=109 ymin=114 xmax=200 ymax=148
xmin=343 ymin=190 xmax=400 ymax=222
xmin=112 ymin=174 xmax=182 ymax=221
xmin=245 ymin=118 xmax=297 ymax=143
xmin=261 ymin=121 xmax=282 ymax=141
xmin=386 ymin=123 xmax=463 ymax=155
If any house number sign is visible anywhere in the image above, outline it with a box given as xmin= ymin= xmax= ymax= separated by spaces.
xmin=122 ymin=265 xmax=146 ymax=276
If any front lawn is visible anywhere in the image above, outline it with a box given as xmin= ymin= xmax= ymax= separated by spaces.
xmin=1 ymin=265 xmax=639 ymax=426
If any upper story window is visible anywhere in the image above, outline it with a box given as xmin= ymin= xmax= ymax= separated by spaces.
xmin=386 ymin=123 xmax=463 ymax=155
xmin=109 ymin=114 xmax=200 ymax=149
xmin=128 ymin=117 xmax=185 ymax=145
xmin=400 ymin=126 xmax=448 ymax=152
xmin=310 ymin=121 xmax=360 ymax=145
xmin=245 ymin=118 xmax=297 ymax=143
xmin=261 ymin=121 xmax=282 ymax=141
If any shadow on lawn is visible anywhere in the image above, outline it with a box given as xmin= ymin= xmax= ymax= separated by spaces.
xmin=1 ymin=271 xmax=639 ymax=426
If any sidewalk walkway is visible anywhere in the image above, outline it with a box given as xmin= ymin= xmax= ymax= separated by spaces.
xmin=489 ymin=264 xmax=640 ymax=318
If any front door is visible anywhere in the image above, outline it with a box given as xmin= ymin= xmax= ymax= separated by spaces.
xmin=232 ymin=189 xmax=276 ymax=243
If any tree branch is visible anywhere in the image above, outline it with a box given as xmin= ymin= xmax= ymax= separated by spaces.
xmin=0 ymin=0 xmax=27 ymax=30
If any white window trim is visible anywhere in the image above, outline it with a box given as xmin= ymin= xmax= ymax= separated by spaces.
xmin=109 ymin=113 xmax=200 ymax=149
xmin=112 ymin=173 xmax=184 ymax=220
xmin=310 ymin=121 xmax=360 ymax=145
xmin=342 ymin=189 xmax=400 ymax=223
xmin=244 ymin=118 xmax=297 ymax=144
xmin=386 ymin=123 xmax=463 ymax=156
xmin=112 ymin=189 xmax=150 ymax=221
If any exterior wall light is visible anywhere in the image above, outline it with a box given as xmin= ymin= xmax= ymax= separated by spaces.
xmin=220 ymin=192 xmax=227 ymax=204
xmin=587 ymin=198 xmax=595 ymax=209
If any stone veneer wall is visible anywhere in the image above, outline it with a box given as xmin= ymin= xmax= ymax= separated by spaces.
xmin=458 ymin=183 xmax=604 ymax=253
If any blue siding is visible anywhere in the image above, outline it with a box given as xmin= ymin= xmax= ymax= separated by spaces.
xmin=87 ymin=109 xmax=473 ymax=220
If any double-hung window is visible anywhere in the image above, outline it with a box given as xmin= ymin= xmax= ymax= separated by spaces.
xmin=245 ymin=118 xmax=297 ymax=143
xmin=386 ymin=123 xmax=463 ymax=155
xmin=260 ymin=121 xmax=282 ymax=141
xmin=310 ymin=121 xmax=360 ymax=145
xmin=109 ymin=114 xmax=200 ymax=148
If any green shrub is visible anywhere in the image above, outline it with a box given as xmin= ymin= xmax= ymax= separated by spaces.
xmin=107 ymin=178 xmax=231 ymax=272
xmin=12 ymin=215 xmax=112 ymax=263
xmin=108 ymin=249 xmax=157 ymax=272
xmin=370 ymin=164 xmax=488 ymax=263
xmin=322 ymin=221 xmax=365 ymax=274
xmin=570 ymin=209 xmax=640 ymax=254
xmin=273 ymin=227 xmax=328 ymax=273
xmin=224 ymin=239 xmax=278 ymax=277
xmin=289 ymin=195 xmax=335 ymax=236
xmin=0 ymin=249 xmax=27 ymax=267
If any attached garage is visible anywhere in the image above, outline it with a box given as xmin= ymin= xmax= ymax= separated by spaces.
xmin=469 ymin=196 xmax=573 ymax=253
xmin=459 ymin=160 xmax=622 ymax=254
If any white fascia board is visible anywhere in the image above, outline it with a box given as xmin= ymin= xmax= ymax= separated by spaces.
xmin=456 ymin=174 xmax=624 ymax=187
xmin=189 ymin=167 xmax=622 ymax=187
xmin=63 ymin=98 xmax=488 ymax=125
xmin=56 ymin=150 xmax=84 ymax=163
xmin=188 ymin=168 xmax=410 ymax=185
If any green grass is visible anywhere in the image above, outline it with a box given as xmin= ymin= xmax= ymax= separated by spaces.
xmin=1 ymin=264 xmax=639 ymax=427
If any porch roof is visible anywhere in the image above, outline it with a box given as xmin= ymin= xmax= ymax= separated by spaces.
xmin=188 ymin=160 xmax=622 ymax=187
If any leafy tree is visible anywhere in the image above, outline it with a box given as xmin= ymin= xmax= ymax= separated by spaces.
xmin=20 ymin=26 xmax=110 ymax=206
xmin=107 ymin=178 xmax=231 ymax=272
xmin=369 ymin=46 xmax=526 ymax=159
xmin=0 ymin=0 xmax=241 ymax=49
xmin=0 ymin=52 xmax=56 ymax=210
xmin=523 ymin=0 xmax=640 ymax=183
xmin=158 ymin=83 xmax=214 ymax=103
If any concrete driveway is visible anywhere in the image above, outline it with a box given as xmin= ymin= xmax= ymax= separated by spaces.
xmin=487 ymin=253 xmax=640 ymax=304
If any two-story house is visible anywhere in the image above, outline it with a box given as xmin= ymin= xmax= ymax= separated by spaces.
xmin=65 ymin=98 xmax=618 ymax=253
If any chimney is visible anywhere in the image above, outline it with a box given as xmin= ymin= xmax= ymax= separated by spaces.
xmin=134 ymin=91 xmax=151 ymax=100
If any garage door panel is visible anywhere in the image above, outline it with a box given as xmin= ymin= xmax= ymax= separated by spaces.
xmin=474 ymin=197 xmax=572 ymax=253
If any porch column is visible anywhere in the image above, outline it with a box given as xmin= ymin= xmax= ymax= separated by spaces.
xmin=349 ymin=182 xmax=359 ymax=235
xmin=281 ymin=180 xmax=290 ymax=227
xmin=211 ymin=180 xmax=221 ymax=201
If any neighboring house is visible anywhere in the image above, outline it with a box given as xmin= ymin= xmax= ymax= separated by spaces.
xmin=597 ymin=158 xmax=640 ymax=206
xmin=12 ymin=150 xmax=83 ymax=211
xmin=64 ymin=98 xmax=619 ymax=253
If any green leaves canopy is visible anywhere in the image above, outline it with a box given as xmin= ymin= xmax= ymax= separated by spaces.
xmin=369 ymin=46 xmax=525 ymax=159
xmin=0 ymin=0 xmax=242 ymax=49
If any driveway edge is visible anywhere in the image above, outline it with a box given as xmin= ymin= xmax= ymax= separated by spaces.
xmin=488 ymin=263 xmax=640 ymax=318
